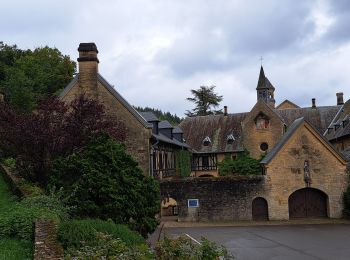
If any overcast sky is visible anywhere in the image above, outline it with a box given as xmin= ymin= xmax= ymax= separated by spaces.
xmin=2 ymin=0 xmax=350 ymax=116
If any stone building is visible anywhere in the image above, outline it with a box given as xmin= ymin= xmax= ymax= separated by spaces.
xmin=60 ymin=43 xmax=187 ymax=178
xmin=175 ymin=66 xmax=348 ymax=220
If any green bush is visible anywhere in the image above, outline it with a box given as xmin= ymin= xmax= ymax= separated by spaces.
xmin=218 ymin=150 xmax=261 ymax=176
xmin=175 ymin=150 xmax=191 ymax=177
xmin=65 ymin=232 xmax=154 ymax=260
xmin=155 ymin=235 xmax=233 ymax=259
xmin=58 ymin=219 xmax=145 ymax=249
xmin=50 ymin=134 xmax=160 ymax=236
xmin=0 ymin=192 xmax=70 ymax=240
xmin=1 ymin=157 xmax=16 ymax=169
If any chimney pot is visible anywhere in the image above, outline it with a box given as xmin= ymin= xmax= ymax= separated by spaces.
xmin=336 ymin=92 xmax=344 ymax=105
xmin=77 ymin=43 xmax=99 ymax=96
xmin=224 ymin=106 xmax=228 ymax=116
xmin=312 ymin=98 xmax=316 ymax=109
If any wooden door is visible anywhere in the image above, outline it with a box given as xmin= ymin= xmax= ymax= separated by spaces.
xmin=289 ymin=188 xmax=327 ymax=218
xmin=252 ymin=197 xmax=269 ymax=221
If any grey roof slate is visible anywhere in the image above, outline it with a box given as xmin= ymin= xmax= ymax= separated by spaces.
xmin=152 ymin=133 xmax=190 ymax=148
xmin=173 ymin=126 xmax=183 ymax=134
xmin=159 ymin=120 xmax=173 ymax=129
xmin=139 ymin=112 xmax=159 ymax=122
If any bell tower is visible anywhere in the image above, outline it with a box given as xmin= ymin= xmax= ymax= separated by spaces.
xmin=256 ymin=66 xmax=275 ymax=108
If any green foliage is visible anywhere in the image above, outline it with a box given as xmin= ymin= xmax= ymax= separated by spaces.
xmin=343 ymin=184 xmax=350 ymax=217
xmin=0 ymin=238 xmax=33 ymax=260
xmin=65 ymin=232 xmax=154 ymax=260
xmin=50 ymin=134 xmax=160 ymax=236
xmin=135 ymin=106 xmax=182 ymax=126
xmin=175 ymin=150 xmax=191 ymax=177
xmin=155 ymin=235 xmax=234 ymax=259
xmin=218 ymin=151 xmax=262 ymax=176
xmin=0 ymin=43 xmax=76 ymax=111
xmin=186 ymin=85 xmax=223 ymax=116
xmin=0 ymin=192 xmax=70 ymax=240
xmin=58 ymin=219 xmax=145 ymax=249
xmin=1 ymin=157 xmax=16 ymax=169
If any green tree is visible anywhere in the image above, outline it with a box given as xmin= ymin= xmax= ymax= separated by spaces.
xmin=1 ymin=44 xmax=76 ymax=111
xmin=135 ymin=106 xmax=183 ymax=125
xmin=185 ymin=85 xmax=223 ymax=116
xmin=50 ymin=134 xmax=160 ymax=237
xmin=218 ymin=150 xmax=262 ymax=176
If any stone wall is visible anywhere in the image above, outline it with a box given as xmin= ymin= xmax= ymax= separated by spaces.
xmin=242 ymin=101 xmax=285 ymax=159
xmin=61 ymin=80 xmax=152 ymax=176
xmin=265 ymin=124 xmax=348 ymax=219
xmin=34 ymin=220 xmax=63 ymax=260
xmin=160 ymin=176 xmax=265 ymax=221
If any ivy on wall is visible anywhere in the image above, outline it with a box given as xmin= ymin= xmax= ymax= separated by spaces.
xmin=218 ymin=150 xmax=262 ymax=176
xmin=175 ymin=150 xmax=191 ymax=177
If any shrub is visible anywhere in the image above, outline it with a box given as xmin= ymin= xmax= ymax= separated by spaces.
xmin=64 ymin=232 xmax=154 ymax=260
xmin=0 ymin=192 xmax=70 ymax=240
xmin=175 ymin=150 xmax=191 ymax=177
xmin=218 ymin=150 xmax=261 ymax=176
xmin=51 ymin=134 xmax=160 ymax=236
xmin=155 ymin=235 xmax=233 ymax=259
xmin=57 ymin=219 xmax=145 ymax=249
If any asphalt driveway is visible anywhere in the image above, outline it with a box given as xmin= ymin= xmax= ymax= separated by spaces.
xmin=163 ymin=224 xmax=350 ymax=260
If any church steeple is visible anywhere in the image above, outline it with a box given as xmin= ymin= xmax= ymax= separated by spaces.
xmin=256 ymin=66 xmax=275 ymax=108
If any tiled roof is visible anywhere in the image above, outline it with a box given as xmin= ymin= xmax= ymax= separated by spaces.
xmin=152 ymin=133 xmax=190 ymax=148
xmin=173 ymin=126 xmax=183 ymax=134
xmin=179 ymin=113 xmax=247 ymax=153
xmin=325 ymin=99 xmax=350 ymax=141
xmin=275 ymin=106 xmax=340 ymax=134
xmin=256 ymin=66 xmax=275 ymax=90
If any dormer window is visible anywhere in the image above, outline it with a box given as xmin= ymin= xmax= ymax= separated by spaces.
xmin=227 ymin=134 xmax=235 ymax=144
xmin=203 ymin=136 xmax=211 ymax=146
xmin=255 ymin=113 xmax=270 ymax=129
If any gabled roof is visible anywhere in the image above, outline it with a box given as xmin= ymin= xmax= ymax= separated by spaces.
xmin=325 ymin=99 xmax=350 ymax=140
xmin=151 ymin=133 xmax=190 ymax=149
xmin=173 ymin=126 xmax=183 ymax=134
xmin=261 ymin=117 xmax=347 ymax=165
xmin=159 ymin=120 xmax=173 ymax=129
xmin=139 ymin=112 xmax=160 ymax=122
xmin=59 ymin=73 xmax=152 ymax=129
xmin=276 ymin=99 xmax=300 ymax=109
xmin=275 ymin=106 xmax=340 ymax=134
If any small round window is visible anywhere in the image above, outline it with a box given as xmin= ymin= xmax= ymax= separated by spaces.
xmin=260 ymin=142 xmax=268 ymax=151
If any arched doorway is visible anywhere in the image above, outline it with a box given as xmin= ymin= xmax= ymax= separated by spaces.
xmin=252 ymin=197 xmax=269 ymax=221
xmin=288 ymin=188 xmax=328 ymax=219
xmin=161 ymin=198 xmax=178 ymax=217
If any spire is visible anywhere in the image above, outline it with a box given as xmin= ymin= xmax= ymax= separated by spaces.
xmin=256 ymin=66 xmax=266 ymax=90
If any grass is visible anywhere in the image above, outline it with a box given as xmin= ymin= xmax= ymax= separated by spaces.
xmin=0 ymin=238 xmax=32 ymax=260
xmin=0 ymin=173 xmax=33 ymax=259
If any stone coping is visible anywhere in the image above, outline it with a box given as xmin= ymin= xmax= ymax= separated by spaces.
xmin=162 ymin=218 xmax=350 ymax=228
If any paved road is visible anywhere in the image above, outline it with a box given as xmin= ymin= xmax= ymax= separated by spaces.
xmin=163 ymin=224 xmax=350 ymax=260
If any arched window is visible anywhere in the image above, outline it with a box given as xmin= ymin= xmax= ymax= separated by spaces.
xmin=255 ymin=113 xmax=270 ymax=129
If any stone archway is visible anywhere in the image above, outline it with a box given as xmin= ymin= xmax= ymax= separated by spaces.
xmin=288 ymin=188 xmax=328 ymax=219
xmin=161 ymin=197 xmax=178 ymax=217
xmin=252 ymin=197 xmax=269 ymax=221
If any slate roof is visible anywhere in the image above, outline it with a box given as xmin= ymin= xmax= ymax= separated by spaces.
xmin=159 ymin=120 xmax=173 ymax=129
xmin=325 ymin=99 xmax=350 ymax=141
xmin=173 ymin=126 xmax=183 ymax=134
xmin=152 ymin=133 xmax=190 ymax=149
xmin=139 ymin=112 xmax=160 ymax=122
xmin=179 ymin=113 xmax=248 ymax=153
xmin=275 ymin=106 xmax=340 ymax=134
xmin=59 ymin=73 xmax=152 ymax=129
xmin=256 ymin=66 xmax=275 ymax=90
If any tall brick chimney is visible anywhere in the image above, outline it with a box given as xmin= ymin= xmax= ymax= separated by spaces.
xmin=336 ymin=92 xmax=344 ymax=105
xmin=77 ymin=43 xmax=99 ymax=94
xmin=224 ymin=106 xmax=228 ymax=116
xmin=312 ymin=98 xmax=316 ymax=109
